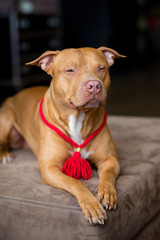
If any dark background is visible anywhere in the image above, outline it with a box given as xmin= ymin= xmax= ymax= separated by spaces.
xmin=0 ymin=0 xmax=160 ymax=116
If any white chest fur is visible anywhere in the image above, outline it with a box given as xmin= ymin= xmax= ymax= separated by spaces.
xmin=68 ymin=112 xmax=93 ymax=159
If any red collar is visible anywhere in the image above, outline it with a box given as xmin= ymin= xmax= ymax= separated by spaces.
xmin=39 ymin=96 xmax=107 ymax=180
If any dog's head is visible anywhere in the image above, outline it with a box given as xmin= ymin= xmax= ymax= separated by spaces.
xmin=26 ymin=47 xmax=126 ymax=110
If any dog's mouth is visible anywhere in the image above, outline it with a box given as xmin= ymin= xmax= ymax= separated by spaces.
xmin=68 ymin=98 xmax=103 ymax=109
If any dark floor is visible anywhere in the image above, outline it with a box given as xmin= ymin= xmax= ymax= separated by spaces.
xmin=0 ymin=60 xmax=160 ymax=118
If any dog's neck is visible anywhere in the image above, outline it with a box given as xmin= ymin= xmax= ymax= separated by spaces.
xmin=43 ymin=88 xmax=105 ymax=140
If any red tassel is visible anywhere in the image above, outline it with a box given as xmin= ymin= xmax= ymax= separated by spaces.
xmin=39 ymin=98 xmax=107 ymax=181
xmin=62 ymin=151 xmax=92 ymax=180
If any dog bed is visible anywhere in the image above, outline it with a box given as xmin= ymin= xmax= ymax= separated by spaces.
xmin=0 ymin=116 xmax=160 ymax=240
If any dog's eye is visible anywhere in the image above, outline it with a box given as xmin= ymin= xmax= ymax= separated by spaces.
xmin=66 ymin=69 xmax=74 ymax=73
xmin=99 ymin=66 xmax=106 ymax=71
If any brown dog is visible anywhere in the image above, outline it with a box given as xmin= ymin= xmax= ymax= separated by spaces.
xmin=0 ymin=47 xmax=125 ymax=224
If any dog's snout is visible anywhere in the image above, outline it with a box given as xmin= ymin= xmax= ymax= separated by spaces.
xmin=85 ymin=80 xmax=102 ymax=94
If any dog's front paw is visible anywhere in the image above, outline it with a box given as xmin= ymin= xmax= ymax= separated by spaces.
xmin=78 ymin=193 xmax=107 ymax=224
xmin=97 ymin=183 xmax=117 ymax=211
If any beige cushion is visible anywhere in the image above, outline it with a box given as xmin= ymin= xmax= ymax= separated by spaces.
xmin=0 ymin=116 xmax=160 ymax=240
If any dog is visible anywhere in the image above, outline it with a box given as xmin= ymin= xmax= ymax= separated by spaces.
xmin=0 ymin=47 xmax=125 ymax=224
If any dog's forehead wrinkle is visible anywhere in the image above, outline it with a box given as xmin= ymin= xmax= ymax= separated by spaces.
xmin=55 ymin=49 xmax=87 ymax=70
xmin=79 ymin=48 xmax=107 ymax=73
xmin=78 ymin=49 xmax=95 ymax=75
xmin=56 ymin=48 xmax=104 ymax=74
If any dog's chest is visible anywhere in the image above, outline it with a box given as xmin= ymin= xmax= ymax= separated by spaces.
xmin=68 ymin=112 xmax=93 ymax=159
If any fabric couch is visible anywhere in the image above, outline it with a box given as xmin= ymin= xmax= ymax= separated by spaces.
xmin=0 ymin=116 xmax=160 ymax=240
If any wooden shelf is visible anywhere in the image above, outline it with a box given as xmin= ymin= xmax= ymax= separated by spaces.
xmin=0 ymin=0 xmax=62 ymax=89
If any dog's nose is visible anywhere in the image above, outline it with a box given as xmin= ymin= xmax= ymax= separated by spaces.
xmin=85 ymin=80 xmax=102 ymax=94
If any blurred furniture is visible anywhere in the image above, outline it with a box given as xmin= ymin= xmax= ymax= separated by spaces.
xmin=0 ymin=116 xmax=160 ymax=240
xmin=0 ymin=0 xmax=62 ymax=89
xmin=18 ymin=13 xmax=61 ymax=87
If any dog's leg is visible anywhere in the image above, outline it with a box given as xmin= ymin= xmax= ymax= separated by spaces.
xmin=97 ymin=156 xmax=120 ymax=210
xmin=40 ymin=163 xmax=107 ymax=224
xmin=0 ymin=102 xmax=15 ymax=163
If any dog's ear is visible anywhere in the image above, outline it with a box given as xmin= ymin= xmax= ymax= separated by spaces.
xmin=26 ymin=50 xmax=59 ymax=73
xmin=98 ymin=47 xmax=126 ymax=67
